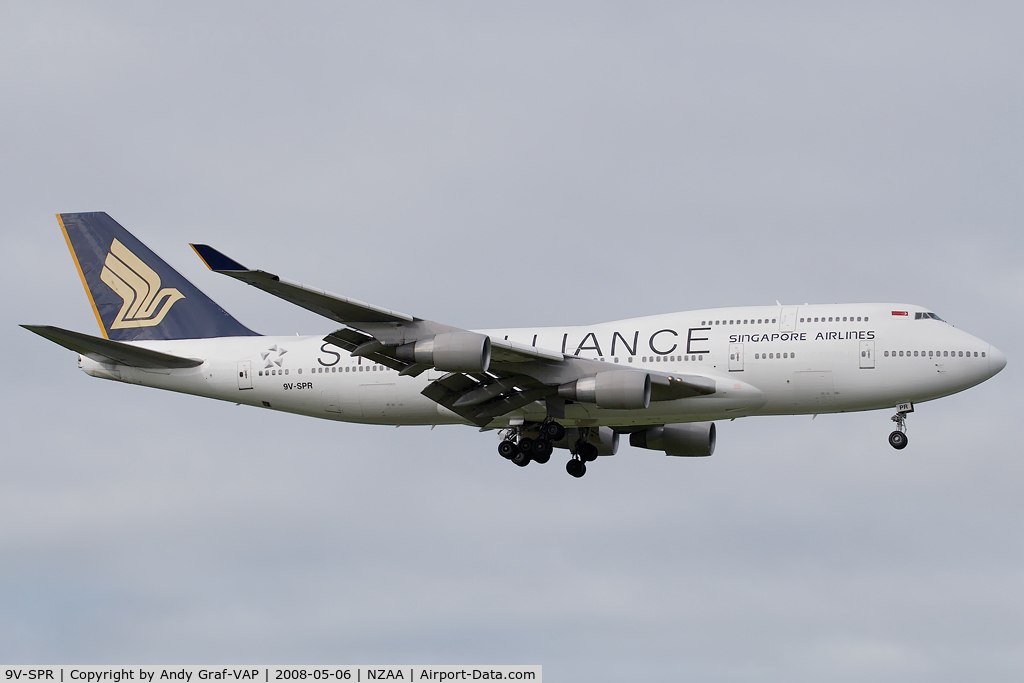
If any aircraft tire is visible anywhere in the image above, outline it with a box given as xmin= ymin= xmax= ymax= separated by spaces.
xmin=518 ymin=437 xmax=535 ymax=455
xmin=543 ymin=422 xmax=566 ymax=442
xmin=566 ymin=459 xmax=586 ymax=478
xmin=888 ymin=431 xmax=908 ymax=450
xmin=511 ymin=449 xmax=531 ymax=467
xmin=532 ymin=439 xmax=553 ymax=464
xmin=498 ymin=440 xmax=518 ymax=459
xmin=578 ymin=442 xmax=599 ymax=462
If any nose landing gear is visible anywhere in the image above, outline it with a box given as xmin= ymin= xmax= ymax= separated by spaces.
xmin=889 ymin=407 xmax=911 ymax=450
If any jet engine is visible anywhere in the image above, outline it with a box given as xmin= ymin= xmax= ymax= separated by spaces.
xmin=629 ymin=422 xmax=716 ymax=457
xmin=557 ymin=371 xmax=651 ymax=410
xmin=397 ymin=332 xmax=491 ymax=373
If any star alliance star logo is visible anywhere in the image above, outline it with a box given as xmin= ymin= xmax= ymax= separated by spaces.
xmin=261 ymin=344 xmax=288 ymax=369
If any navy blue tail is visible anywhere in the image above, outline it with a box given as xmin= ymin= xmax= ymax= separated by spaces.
xmin=58 ymin=212 xmax=258 ymax=341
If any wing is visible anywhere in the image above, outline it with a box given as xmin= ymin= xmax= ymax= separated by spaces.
xmin=192 ymin=244 xmax=717 ymax=425
xmin=191 ymin=244 xmax=563 ymax=365
xmin=22 ymin=325 xmax=203 ymax=368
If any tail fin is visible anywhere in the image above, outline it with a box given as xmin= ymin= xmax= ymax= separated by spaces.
xmin=57 ymin=212 xmax=258 ymax=341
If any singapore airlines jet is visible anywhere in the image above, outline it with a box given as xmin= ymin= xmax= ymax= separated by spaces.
xmin=24 ymin=213 xmax=1006 ymax=478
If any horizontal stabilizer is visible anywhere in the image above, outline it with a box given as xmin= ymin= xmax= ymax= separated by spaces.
xmin=21 ymin=325 xmax=203 ymax=369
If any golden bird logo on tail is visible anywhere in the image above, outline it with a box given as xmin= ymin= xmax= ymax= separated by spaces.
xmin=99 ymin=239 xmax=185 ymax=329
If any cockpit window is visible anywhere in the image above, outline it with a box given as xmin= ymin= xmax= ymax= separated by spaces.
xmin=915 ymin=312 xmax=945 ymax=321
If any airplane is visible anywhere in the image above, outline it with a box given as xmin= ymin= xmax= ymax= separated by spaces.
xmin=23 ymin=212 xmax=1006 ymax=478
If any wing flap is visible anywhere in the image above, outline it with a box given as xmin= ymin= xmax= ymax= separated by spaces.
xmin=22 ymin=325 xmax=203 ymax=368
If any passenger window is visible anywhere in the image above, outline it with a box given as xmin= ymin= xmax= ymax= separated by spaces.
xmin=864 ymin=317 xmax=868 ymax=321
xmin=298 ymin=368 xmax=302 ymax=374
xmin=772 ymin=318 xmax=776 ymax=323
xmin=783 ymin=353 xmax=788 ymax=359
xmin=285 ymin=369 xmax=289 ymax=375
xmin=982 ymin=352 xmax=986 ymax=357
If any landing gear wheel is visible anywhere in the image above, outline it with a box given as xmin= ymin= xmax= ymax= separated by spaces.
xmin=888 ymin=430 xmax=908 ymax=450
xmin=518 ymin=437 xmax=535 ymax=456
xmin=532 ymin=439 xmax=553 ymax=464
xmin=566 ymin=459 xmax=587 ymax=478
xmin=577 ymin=442 xmax=599 ymax=462
xmin=511 ymin=449 xmax=531 ymax=467
xmin=497 ymin=440 xmax=519 ymax=459
xmin=543 ymin=422 xmax=566 ymax=442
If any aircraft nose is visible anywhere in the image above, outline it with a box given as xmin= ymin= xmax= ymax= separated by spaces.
xmin=988 ymin=345 xmax=1007 ymax=376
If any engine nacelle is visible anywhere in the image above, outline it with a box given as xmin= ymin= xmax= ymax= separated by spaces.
xmin=629 ymin=422 xmax=716 ymax=457
xmin=557 ymin=370 xmax=651 ymax=410
xmin=552 ymin=426 xmax=620 ymax=456
xmin=396 ymin=332 xmax=491 ymax=373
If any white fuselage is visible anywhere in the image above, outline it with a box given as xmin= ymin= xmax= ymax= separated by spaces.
xmin=78 ymin=303 xmax=1004 ymax=428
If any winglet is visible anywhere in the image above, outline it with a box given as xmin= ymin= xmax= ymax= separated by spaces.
xmin=190 ymin=244 xmax=249 ymax=272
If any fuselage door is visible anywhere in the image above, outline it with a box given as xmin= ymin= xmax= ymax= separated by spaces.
xmin=729 ymin=343 xmax=744 ymax=371
xmin=780 ymin=307 xmax=799 ymax=332
xmin=237 ymin=360 xmax=253 ymax=389
xmin=859 ymin=340 xmax=875 ymax=369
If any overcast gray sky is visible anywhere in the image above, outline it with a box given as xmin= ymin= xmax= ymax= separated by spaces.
xmin=2 ymin=2 xmax=1021 ymax=680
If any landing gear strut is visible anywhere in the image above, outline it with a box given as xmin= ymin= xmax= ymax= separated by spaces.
xmin=889 ymin=409 xmax=910 ymax=450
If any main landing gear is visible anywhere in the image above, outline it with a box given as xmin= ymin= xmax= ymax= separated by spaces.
xmin=564 ymin=427 xmax=599 ymax=479
xmin=889 ymin=408 xmax=910 ymax=450
xmin=497 ymin=421 xmax=564 ymax=468
xmin=496 ymin=422 xmax=603 ymax=478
